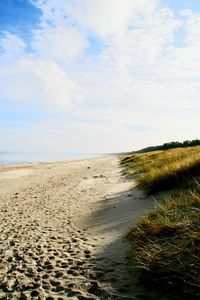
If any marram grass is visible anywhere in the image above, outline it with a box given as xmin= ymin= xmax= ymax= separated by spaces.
xmin=121 ymin=146 xmax=200 ymax=298
xmin=121 ymin=146 xmax=200 ymax=195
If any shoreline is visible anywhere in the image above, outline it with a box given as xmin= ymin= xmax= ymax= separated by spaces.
xmin=0 ymin=156 xmax=109 ymax=176
xmin=0 ymin=153 xmax=106 ymax=167
xmin=0 ymin=156 xmax=169 ymax=299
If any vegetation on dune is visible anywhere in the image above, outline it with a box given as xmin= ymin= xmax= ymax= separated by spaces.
xmin=121 ymin=146 xmax=200 ymax=194
xmin=120 ymin=146 xmax=200 ymax=298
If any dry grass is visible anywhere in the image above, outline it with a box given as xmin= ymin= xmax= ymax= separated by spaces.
xmin=121 ymin=146 xmax=200 ymax=298
xmin=121 ymin=146 xmax=200 ymax=195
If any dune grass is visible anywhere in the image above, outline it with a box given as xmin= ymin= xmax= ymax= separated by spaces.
xmin=121 ymin=146 xmax=200 ymax=298
xmin=121 ymin=146 xmax=200 ymax=194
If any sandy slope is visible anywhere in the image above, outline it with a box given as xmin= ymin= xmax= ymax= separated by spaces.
xmin=0 ymin=156 xmax=159 ymax=299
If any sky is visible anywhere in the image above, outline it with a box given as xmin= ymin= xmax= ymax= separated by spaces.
xmin=0 ymin=0 xmax=200 ymax=153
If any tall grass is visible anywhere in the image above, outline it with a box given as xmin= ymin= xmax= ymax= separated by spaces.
xmin=121 ymin=146 xmax=200 ymax=298
xmin=121 ymin=146 xmax=200 ymax=194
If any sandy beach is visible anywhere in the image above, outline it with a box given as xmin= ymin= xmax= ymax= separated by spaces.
xmin=0 ymin=156 xmax=156 ymax=299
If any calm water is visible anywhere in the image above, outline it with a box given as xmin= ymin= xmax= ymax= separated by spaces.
xmin=0 ymin=152 xmax=101 ymax=165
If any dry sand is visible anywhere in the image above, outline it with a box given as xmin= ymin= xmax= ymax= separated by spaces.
xmin=0 ymin=156 xmax=162 ymax=299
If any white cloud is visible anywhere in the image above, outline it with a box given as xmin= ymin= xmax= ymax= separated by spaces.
xmin=0 ymin=58 xmax=74 ymax=110
xmin=71 ymin=0 xmax=154 ymax=37
xmin=31 ymin=24 xmax=88 ymax=63
xmin=0 ymin=32 xmax=27 ymax=61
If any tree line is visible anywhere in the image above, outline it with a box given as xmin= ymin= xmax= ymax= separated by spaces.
xmin=136 ymin=139 xmax=200 ymax=153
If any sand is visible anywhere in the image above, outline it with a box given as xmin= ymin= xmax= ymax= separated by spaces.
xmin=0 ymin=156 xmax=157 ymax=300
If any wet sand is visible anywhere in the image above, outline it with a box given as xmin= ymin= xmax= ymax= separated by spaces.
xmin=0 ymin=156 xmax=161 ymax=299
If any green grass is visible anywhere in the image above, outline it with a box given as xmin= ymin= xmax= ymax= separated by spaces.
xmin=121 ymin=146 xmax=200 ymax=298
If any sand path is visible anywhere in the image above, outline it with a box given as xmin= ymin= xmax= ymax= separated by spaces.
xmin=0 ymin=157 xmax=160 ymax=299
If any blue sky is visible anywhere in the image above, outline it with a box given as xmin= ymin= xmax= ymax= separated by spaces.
xmin=0 ymin=0 xmax=200 ymax=153
xmin=0 ymin=0 xmax=41 ymax=39
xmin=162 ymin=0 xmax=200 ymax=13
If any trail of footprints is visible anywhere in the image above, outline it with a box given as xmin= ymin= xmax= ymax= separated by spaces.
xmin=0 ymin=189 xmax=132 ymax=300
xmin=1 ymin=224 xmax=106 ymax=299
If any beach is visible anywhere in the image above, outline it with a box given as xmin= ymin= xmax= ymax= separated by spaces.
xmin=0 ymin=156 xmax=155 ymax=299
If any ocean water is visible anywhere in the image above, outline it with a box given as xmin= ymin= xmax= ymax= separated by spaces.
xmin=0 ymin=152 xmax=101 ymax=165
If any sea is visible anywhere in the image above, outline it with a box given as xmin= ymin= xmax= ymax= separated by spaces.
xmin=0 ymin=152 xmax=102 ymax=165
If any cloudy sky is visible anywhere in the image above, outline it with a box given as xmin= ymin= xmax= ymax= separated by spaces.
xmin=0 ymin=0 xmax=200 ymax=153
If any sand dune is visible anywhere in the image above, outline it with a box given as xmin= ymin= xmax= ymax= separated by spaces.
xmin=0 ymin=157 xmax=161 ymax=299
